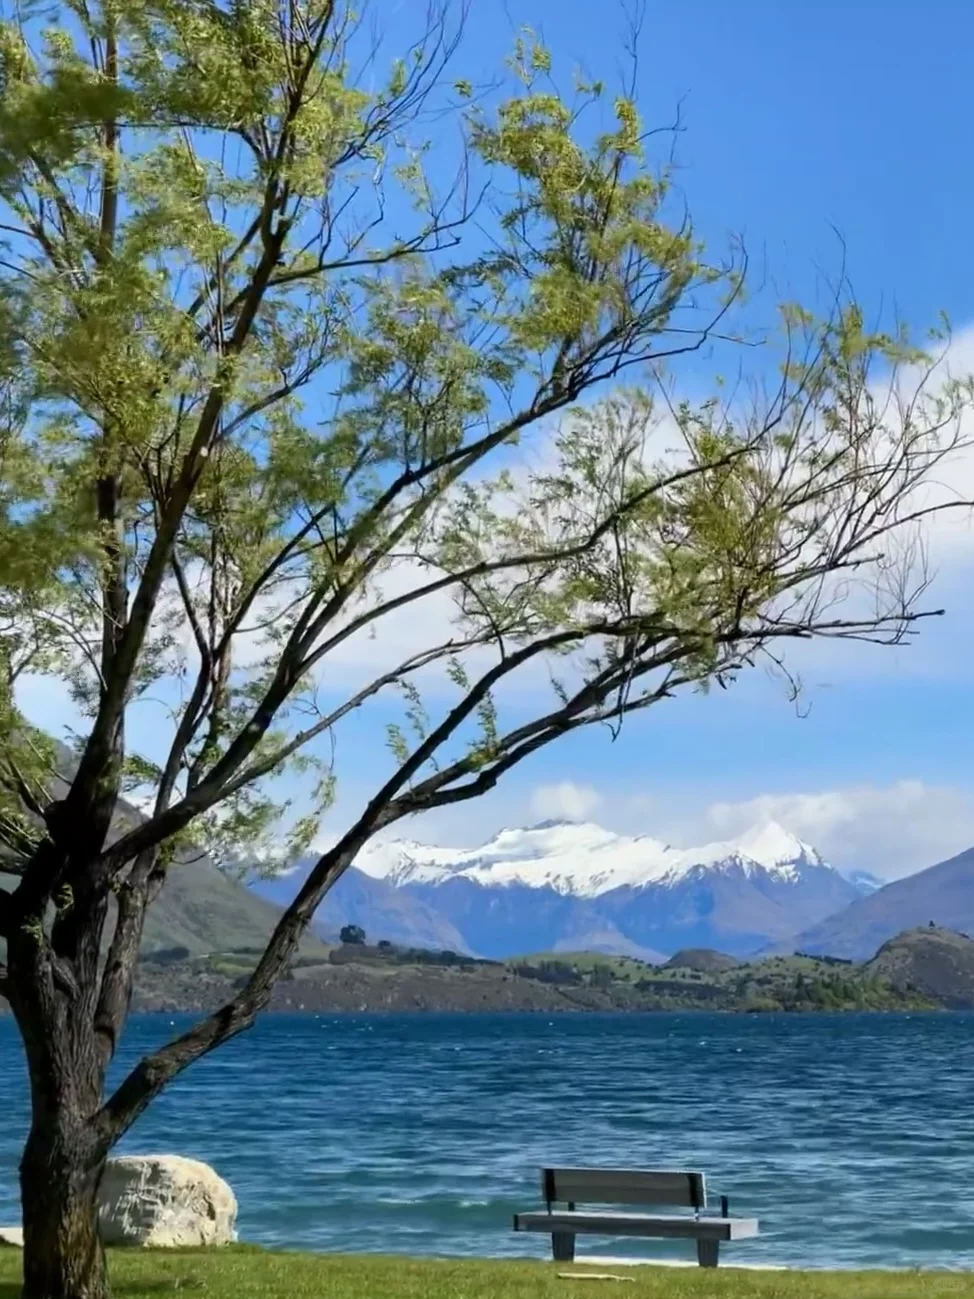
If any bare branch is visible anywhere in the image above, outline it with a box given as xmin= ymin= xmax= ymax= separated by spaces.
xmin=220 ymin=639 xmax=479 ymax=799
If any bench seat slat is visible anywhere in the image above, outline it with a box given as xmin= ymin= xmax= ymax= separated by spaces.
xmin=514 ymin=1211 xmax=759 ymax=1242
xmin=543 ymin=1168 xmax=705 ymax=1209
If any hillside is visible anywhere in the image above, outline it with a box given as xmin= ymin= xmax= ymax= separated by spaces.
xmin=252 ymin=865 xmax=470 ymax=953
xmin=1 ymin=859 xmax=327 ymax=966
xmin=252 ymin=819 xmax=868 ymax=960
xmin=140 ymin=860 xmax=328 ymax=957
xmin=866 ymin=926 xmax=974 ymax=1008
xmin=665 ymin=948 xmax=740 ymax=972
xmin=8 ymin=925 xmax=967 ymax=1015
xmin=112 ymin=931 xmax=961 ymax=1014
xmin=776 ymin=846 xmax=974 ymax=960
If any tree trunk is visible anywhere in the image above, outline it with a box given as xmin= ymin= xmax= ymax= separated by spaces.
xmin=5 ymin=848 xmax=116 ymax=1299
xmin=19 ymin=1119 xmax=109 ymax=1299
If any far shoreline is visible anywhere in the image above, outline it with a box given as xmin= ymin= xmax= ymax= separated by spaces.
xmin=119 ymin=1004 xmax=958 ymax=1018
xmin=6 ymin=926 xmax=969 ymax=1017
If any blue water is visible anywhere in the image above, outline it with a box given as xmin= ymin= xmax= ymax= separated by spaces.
xmin=1 ymin=1012 xmax=973 ymax=1270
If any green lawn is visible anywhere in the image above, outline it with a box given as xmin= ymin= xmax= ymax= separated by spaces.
xmin=2 ymin=1249 xmax=973 ymax=1299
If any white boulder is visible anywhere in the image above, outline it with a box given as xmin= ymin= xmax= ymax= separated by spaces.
xmin=97 ymin=1155 xmax=237 ymax=1248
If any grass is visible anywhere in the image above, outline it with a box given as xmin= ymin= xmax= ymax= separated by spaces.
xmin=514 ymin=953 xmax=654 ymax=981
xmin=2 ymin=1249 xmax=974 ymax=1299
xmin=498 ymin=948 xmax=931 ymax=1012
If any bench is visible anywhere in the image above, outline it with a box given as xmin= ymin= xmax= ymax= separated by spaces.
xmin=513 ymin=1166 xmax=758 ymax=1268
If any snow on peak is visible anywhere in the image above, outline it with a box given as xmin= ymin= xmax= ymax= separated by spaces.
xmin=353 ymin=817 xmax=832 ymax=898
xmin=673 ymin=821 xmax=825 ymax=880
xmin=737 ymin=821 xmax=823 ymax=867
xmin=843 ymin=868 xmax=883 ymax=894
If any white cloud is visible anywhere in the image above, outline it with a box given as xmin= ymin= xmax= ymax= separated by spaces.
xmin=699 ymin=781 xmax=974 ymax=881
xmin=529 ymin=780 xmax=603 ymax=823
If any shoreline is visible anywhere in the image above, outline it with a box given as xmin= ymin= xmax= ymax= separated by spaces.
xmin=121 ymin=1003 xmax=954 ymax=1016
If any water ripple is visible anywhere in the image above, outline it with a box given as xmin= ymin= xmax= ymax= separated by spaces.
xmin=2 ymin=1012 xmax=974 ymax=1268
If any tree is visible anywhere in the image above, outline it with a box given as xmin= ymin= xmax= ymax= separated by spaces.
xmin=0 ymin=3 xmax=969 ymax=1296
xmin=339 ymin=924 xmax=365 ymax=946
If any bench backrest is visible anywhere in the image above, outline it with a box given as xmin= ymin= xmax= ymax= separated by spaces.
xmin=541 ymin=1167 xmax=706 ymax=1212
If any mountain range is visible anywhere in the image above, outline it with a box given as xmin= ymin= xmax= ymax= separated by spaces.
xmin=251 ymin=819 xmax=881 ymax=959
xmin=4 ymin=732 xmax=971 ymax=967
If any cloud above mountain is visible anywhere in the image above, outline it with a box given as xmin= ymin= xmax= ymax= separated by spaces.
xmin=530 ymin=781 xmax=603 ymax=822
xmin=699 ymin=781 xmax=974 ymax=882
xmin=390 ymin=775 xmax=974 ymax=888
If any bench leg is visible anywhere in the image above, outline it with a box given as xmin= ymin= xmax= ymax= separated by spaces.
xmin=696 ymin=1239 xmax=720 ymax=1268
xmin=552 ymin=1232 xmax=576 ymax=1263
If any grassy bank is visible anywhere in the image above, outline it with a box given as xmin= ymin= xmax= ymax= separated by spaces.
xmin=2 ymin=1249 xmax=973 ymax=1298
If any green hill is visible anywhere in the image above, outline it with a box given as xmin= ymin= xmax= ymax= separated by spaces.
xmin=123 ymin=937 xmax=941 ymax=1014
xmin=5 ymin=928 xmax=956 ymax=1015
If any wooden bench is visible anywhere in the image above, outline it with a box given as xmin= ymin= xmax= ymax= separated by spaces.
xmin=513 ymin=1166 xmax=758 ymax=1268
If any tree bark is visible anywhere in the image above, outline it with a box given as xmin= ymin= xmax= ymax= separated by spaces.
xmin=7 ymin=903 xmax=112 ymax=1299
xmin=19 ymin=1118 xmax=108 ymax=1299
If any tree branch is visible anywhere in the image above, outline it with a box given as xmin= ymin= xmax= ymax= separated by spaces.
xmin=97 ymin=830 xmax=367 ymax=1146
xmin=93 ymin=646 xmax=684 ymax=1144
xmin=93 ymin=203 xmax=750 ymax=869
xmin=58 ymin=212 xmax=291 ymax=880
xmin=0 ymin=886 xmax=13 ymax=938
xmin=219 ymin=638 xmax=479 ymax=799
xmin=0 ymin=811 xmax=40 ymax=864
xmin=94 ymin=848 xmax=163 ymax=1069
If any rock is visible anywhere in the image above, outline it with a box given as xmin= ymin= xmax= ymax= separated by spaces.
xmin=97 ymin=1155 xmax=237 ymax=1248
xmin=0 ymin=1226 xmax=23 ymax=1248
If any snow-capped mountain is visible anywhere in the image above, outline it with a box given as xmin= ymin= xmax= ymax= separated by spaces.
xmin=353 ymin=819 xmax=831 ymax=897
xmin=319 ymin=819 xmax=858 ymax=959
xmin=251 ymin=818 xmax=870 ymax=960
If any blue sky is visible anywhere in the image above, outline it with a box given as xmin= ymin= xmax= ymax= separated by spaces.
xmin=17 ymin=0 xmax=974 ymax=880
xmin=331 ymin=0 xmax=974 ymax=877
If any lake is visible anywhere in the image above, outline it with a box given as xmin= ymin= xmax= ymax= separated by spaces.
xmin=1 ymin=1011 xmax=973 ymax=1269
